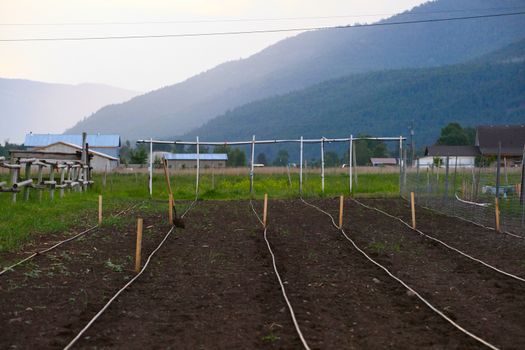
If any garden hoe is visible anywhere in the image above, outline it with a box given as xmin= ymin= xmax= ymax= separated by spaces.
xmin=163 ymin=158 xmax=185 ymax=228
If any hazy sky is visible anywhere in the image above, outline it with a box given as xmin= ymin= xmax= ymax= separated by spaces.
xmin=1 ymin=1 xmax=427 ymax=92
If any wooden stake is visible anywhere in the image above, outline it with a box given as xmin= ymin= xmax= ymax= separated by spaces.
xmin=168 ymin=194 xmax=173 ymax=224
xmin=263 ymin=193 xmax=268 ymax=228
xmin=98 ymin=195 xmax=103 ymax=225
xmin=135 ymin=218 xmax=143 ymax=273
xmin=339 ymin=195 xmax=344 ymax=229
xmin=410 ymin=191 xmax=416 ymax=230
xmin=494 ymin=197 xmax=501 ymax=233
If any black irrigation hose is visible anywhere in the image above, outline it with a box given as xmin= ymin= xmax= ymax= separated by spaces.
xmin=350 ymin=197 xmax=525 ymax=283
xmin=0 ymin=202 xmax=141 ymax=276
xmin=300 ymin=197 xmax=500 ymax=350
xmin=63 ymin=197 xmax=198 ymax=350
xmin=249 ymin=199 xmax=311 ymax=350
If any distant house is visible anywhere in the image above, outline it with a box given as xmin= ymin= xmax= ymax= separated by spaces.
xmin=419 ymin=145 xmax=480 ymax=168
xmin=32 ymin=141 xmax=119 ymax=171
xmin=161 ymin=153 xmax=228 ymax=169
xmin=24 ymin=133 xmax=121 ymax=159
xmin=475 ymin=125 xmax=525 ymax=165
xmin=370 ymin=158 xmax=398 ymax=167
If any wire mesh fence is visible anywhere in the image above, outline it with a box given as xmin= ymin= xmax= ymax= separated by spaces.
xmin=401 ymin=156 xmax=525 ymax=236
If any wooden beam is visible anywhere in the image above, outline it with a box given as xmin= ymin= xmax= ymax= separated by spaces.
xmin=10 ymin=150 xmax=82 ymax=161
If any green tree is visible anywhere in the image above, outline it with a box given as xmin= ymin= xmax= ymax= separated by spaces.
xmin=343 ymin=135 xmax=390 ymax=166
xmin=130 ymin=146 xmax=148 ymax=164
xmin=436 ymin=123 xmax=475 ymax=145
xmin=273 ymin=149 xmax=289 ymax=166
xmin=256 ymin=152 xmax=268 ymax=165
xmin=324 ymin=151 xmax=340 ymax=167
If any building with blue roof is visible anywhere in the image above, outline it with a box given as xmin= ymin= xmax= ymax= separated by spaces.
xmin=24 ymin=133 xmax=121 ymax=159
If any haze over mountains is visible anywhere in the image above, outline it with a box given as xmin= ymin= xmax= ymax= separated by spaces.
xmin=0 ymin=79 xmax=138 ymax=143
xmin=185 ymin=39 xmax=525 ymax=154
xmin=66 ymin=0 xmax=525 ymax=142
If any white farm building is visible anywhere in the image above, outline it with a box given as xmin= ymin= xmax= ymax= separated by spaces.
xmin=32 ymin=141 xmax=119 ymax=171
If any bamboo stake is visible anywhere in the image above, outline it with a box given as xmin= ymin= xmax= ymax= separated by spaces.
xmin=410 ymin=191 xmax=416 ymax=230
xmin=168 ymin=194 xmax=173 ymax=224
xmin=135 ymin=218 xmax=143 ymax=273
xmin=98 ymin=195 xmax=103 ymax=225
xmin=263 ymin=193 xmax=268 ymax=228
xmin=494 ymin=197 xmax=501 ymax=233
xmin=339 ymin=195 xmax=344 ymax=229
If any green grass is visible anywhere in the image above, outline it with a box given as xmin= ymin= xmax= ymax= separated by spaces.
xmin=0 ymin=171 xmax=399 ymax=254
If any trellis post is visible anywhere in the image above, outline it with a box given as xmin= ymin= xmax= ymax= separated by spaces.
xmin=196 ymin=136 xmax=200 ymax=196
xmin=321 ymin=137 xmax=325 ymax=194
xmin=250 ymin=135 xmax=255 ymax=195
xmin=349 ymin=135 xmax=353 ymax=194
xmin=299 ymin=136 xmax=303 ymax=195
xmin=149 ymin=137 xmax=153 ymax=197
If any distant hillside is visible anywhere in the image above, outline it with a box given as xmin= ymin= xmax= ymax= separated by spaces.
xmin=0 ymin=79 xmax=138 ymax=143
xmin=66 ymin=0 xmax=525 ymax=141
xmin=184 ymin=39 xmax=525 ymax=153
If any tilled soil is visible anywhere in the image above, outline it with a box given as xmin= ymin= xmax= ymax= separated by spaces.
xmin=0 ymin=199 xmax=523 ymax=349
xmin=312 ymin=197 xmax=525 ymax=349
xmin=0 ymin=208 xmax=172 ymax=349
xmin=360 ymin=198 xmax=525 ymax=278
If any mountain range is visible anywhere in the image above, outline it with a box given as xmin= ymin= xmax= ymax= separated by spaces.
xmin=0 ymin=79 xmax=137 ymax=143
xmin=65 ymin=0 xmax=525 ymax=142
xmin=184 ymin=39 xmax=525 ymax=156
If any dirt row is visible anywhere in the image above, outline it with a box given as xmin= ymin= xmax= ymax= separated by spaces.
xmin=313 ymin=197 xmax=525 ymax=349
xmin=1 ymin=199 xmax=524 ymax=349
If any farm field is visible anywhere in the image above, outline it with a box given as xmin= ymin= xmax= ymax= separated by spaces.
xmin=1 ymin=197 xmax=524 ymax=349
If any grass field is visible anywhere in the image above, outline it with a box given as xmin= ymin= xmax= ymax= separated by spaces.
xmin=0 ymin=170 xmax=399 ymax=253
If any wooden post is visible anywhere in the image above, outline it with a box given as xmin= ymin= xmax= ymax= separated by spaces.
xmin=410 ymin=191 xmax=416 ymax=230
xmin=24 ymin=162 xmax=31 ymax=201
xmin=495 ymin=197 xmax=501 ymax=233
xmin=49 ymin=165 xmax=55 ymax=200
xmin=339 ymin=195 xmax=344 ymax=229
xmin=135 ymin=218 xmax=143 ymax=273
xmin=263 ymin=193 xmax=268 ymax=228
xmin=168 ymin=194 xmax=173 ymax=224
xmin=98 ymin=195 xmax=103 ymax=224
xmin=59 ymin=167 xmax=66 ymax=198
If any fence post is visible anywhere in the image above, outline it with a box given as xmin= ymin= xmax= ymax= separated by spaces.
xmin=263 ymin=193 xmax=268 ymax=228
xmin=98 ymin=195 xmax=103 ymax=225
xmin=495 ymin=197 xmax=501 ymax=233
xmin=299 ymin=136 xmax=303 ymax=195
xmin=520 ymin=145 xmax=525 ymax=205
xmin=496 ymin=141 xmax=501 ymax=198
xmin=399 ymin=136 xmax=403 ymax=196
xmin=321 ymin=137 xmax=325 ymax=194
xmin=10 ymin=161 xmax=18 ymax=204
xmin=196 ymin=136 xmax=200 ymax=196
xmin=135 ymin=218 xmax=143 ymax=273
xmin=250 ymin=135 xmax=255 ymax=196
xmin=349 ymin=135 xmax=353 ymax=194
xmin=444 ymin=156 xmax=450 ymax=199
xmin=149 ymin=138 xmax=153 ymax=197
xmin=49 ymin=165 xmax=55 ymax=201
xmin=339 ymin=195 xmax=344 ymax=229
xmin=410 ymin=191 xmax=416 ymax=229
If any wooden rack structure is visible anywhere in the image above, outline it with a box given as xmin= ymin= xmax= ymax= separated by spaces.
xmin=0 ymin=133 xmax=94 ymax=203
